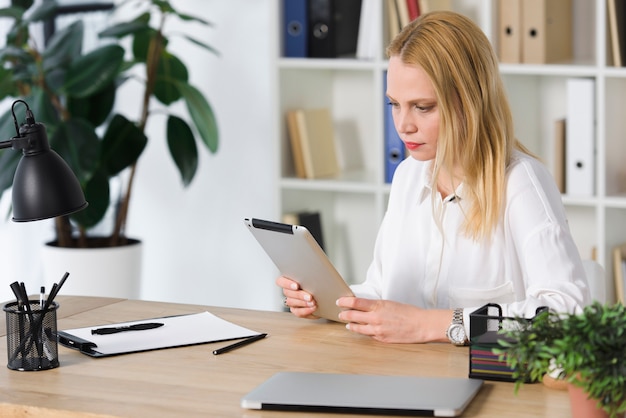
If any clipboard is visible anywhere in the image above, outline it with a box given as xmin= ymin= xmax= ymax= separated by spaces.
xmin=58 ymin=311 xmax=263 ymax=358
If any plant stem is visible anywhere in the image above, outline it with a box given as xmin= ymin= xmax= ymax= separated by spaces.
xmin=110 ymin=12 xmax=166 ymax=246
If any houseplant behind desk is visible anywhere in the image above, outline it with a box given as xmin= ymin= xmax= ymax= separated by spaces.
xmin=496 ymin=301 xmax=626 ymax=418
xmin=0 ymin=0 xmax=219 ymax=295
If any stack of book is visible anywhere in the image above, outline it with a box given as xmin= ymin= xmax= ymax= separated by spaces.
xmin=286 ymin=108 xmax=340 ymax=180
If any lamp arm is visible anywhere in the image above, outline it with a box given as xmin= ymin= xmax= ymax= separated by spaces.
xmin=1 ymin=100 xmax=37 ymax=151
xmin=0 ymin=136 xmax=33 ymax=151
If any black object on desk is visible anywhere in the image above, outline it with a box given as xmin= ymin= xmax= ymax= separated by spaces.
xmin=213 ymin=333 xmax=267 ymax=355
xmin=91 ymin=322 xmax=164 ymax=335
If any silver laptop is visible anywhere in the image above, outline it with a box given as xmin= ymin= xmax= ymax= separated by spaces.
xmin=241 ymin=372 xmax=483 ymax=417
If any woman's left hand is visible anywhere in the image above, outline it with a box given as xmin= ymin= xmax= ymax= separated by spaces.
xmin=336 ymin=296 xmax=451 ymax=344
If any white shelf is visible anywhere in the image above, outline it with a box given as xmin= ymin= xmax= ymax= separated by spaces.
xmin=271 ymin=0 xmax=626 ymax=300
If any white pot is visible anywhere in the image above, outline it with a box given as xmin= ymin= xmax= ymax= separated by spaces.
xmin=41 ymin=239 xmax=142 ymax=299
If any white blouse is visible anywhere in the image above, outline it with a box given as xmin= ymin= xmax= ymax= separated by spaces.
xmin=351 ymin=150 xmax=591 ymax=328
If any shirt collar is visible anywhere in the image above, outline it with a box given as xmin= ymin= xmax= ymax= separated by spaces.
xmin=417 ymin=160 xmax=465 ymax=203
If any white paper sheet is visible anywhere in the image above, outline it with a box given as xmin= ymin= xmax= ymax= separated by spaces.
xmin=60 ymin=312 xmax=261 ymax=356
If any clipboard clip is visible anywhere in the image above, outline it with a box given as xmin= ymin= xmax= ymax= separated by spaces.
xmin=57 ymin=331 xmax=98 ymax=354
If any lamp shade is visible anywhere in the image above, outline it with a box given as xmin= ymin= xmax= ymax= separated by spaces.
xmin=12 ymin=149 xmax=88 ymax=222
xmin=8 ymin=116 xmax=87 ymax=222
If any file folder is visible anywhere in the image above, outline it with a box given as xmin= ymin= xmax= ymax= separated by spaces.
xmin=383 ymin=72 xmax=405 ymax=183
xmin=308 ymin=0 xmax=362 ymax=58
xmin=521 ymin=0 xmax=572 ymax=64
xmin=497 ymin=0 xmax=522 ymax=63
xmin=283 ymin=0 xmax=308 ymax=57
xmin=565 ymin=78 xmax=595 ymax=197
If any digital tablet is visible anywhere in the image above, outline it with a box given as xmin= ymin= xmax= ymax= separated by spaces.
xmin=244 ymin=217 xmax=354 ymax=322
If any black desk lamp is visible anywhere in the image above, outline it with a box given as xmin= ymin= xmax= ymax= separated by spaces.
xmin=0 ymin=100 xmax=87 ymax=222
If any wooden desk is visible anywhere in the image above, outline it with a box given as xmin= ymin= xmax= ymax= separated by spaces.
xmin=0 ymin=296 xmax=570 ymax=417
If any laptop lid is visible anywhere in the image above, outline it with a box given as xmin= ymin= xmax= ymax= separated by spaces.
xmin=241 ymin=372 xmax=483 ymax=417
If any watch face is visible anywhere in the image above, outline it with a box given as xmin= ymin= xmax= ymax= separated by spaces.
xmin=448 ymin=324 xmax=466 ymax=344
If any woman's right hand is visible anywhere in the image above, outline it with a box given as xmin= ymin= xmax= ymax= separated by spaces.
xmin=276 ymin=276 xmax=319 ymax=319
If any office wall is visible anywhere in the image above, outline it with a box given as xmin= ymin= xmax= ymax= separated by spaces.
xmin=0 ymin=0 xmax=281 ymax=311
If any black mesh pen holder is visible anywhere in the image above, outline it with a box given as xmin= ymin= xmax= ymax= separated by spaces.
xmin=4 ymin=301 xmax=59 ymax=371
xmin=468 ymin=303 xmax=546 ymax=382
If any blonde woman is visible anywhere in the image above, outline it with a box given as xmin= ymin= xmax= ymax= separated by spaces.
xmin=277 ymin=11 xmax=590 ymax=344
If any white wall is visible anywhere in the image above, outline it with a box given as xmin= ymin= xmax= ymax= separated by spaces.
xmin=0 ymin=0 xmax=282 ymax=311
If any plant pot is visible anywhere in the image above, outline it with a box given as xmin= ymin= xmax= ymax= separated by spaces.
xmin=41 ymin=238 xmax=142 ymax=299
xmin=568 ymin=383 xmax=610 ymax=418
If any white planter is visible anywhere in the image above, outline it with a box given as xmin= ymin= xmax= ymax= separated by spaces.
xmin=41 ymin=239 xmax=142 ymax=299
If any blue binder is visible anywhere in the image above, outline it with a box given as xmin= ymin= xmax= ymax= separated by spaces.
xmin=383 ymin=72 xmax=405 ymax=183
xmin=284 ymin=0 xmax=308 ymax=57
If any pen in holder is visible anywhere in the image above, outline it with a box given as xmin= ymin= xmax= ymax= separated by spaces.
xmin=4 ymin=301 xmax=59 ymax=371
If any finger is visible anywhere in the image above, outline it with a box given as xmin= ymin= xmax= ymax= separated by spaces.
xmin=276 ymin=276 xmax=300 ymax=291
xmin=289 ymin=306 xmax=319 ymax=319
xmin=284 ymin=289 xmax=314 ymax=303
xmin=284 ymin=293 xmax=316 ymax=308
xmin=338 ymin=308 xmax=370 ymax=325
xmin=336 ymin=296 xmax=375 ymax=312
xmin=345 ymin=321 xmax=375 ymax=336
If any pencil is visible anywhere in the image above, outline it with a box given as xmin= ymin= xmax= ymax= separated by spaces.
xmin=212 ymin=333 xmax=267 ymax=355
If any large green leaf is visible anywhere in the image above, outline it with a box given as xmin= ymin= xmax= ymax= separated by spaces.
xmin=167 ymin=115 xmax=197 ymax=186
xmin=24 ymin=0 xmax=57 ymax=22
xmin=0 ymin=109 xmax=21 ymax=195
xmin=67 ymin=81 xmax=117 ymax=127
xmin=70 ymin=169 xmax=109 ymax=229
xmin=100 ymin=114 xmax=147 ymax=176
xmin=42 ymin=20 xmax=83 ymax=72
xmin=154 ymin=52 xmax=187 ymax=104
xmin=131 ymin=27 xmax=169 ymax=63
xmin=0 ymin=148 xmax=20 ymax=195
xmin=11 ymin=0 xmax=33 ymax=10
xmin=50 ymin=118 xmax=100 ymax=183
xmin=63 ymin=44 xmax=124 ymax=98
xmin=0 ymin=67 xmax=18 ymax=99
xmin=175 ymin=81 xmax=218 ymax=153
xmin=0 ymin=6 xmax=25 ymax=19
xmin=98 ymin=13 xmax=150 ymax=39
xmin=29 ymin=87 xmax=61 ymax=129
xmin=0 ymin=45 xmax=32 ymax=63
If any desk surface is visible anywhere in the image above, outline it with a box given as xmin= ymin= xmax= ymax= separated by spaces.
xmin=0 ymin=296 xmax=570 ymax=417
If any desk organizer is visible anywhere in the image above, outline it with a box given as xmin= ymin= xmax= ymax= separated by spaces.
xmin=468 ymin=304 xmax=546 ymax=382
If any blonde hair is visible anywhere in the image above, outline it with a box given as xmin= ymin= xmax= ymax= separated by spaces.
xmin=387 ymin=11 xmax=530 ymax=240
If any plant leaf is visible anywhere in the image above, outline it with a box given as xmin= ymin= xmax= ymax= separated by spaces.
xmin=98 ymin=19 xmax=150 ymax=39
xmin=0 ymin=6 xmax=26 ymax=20
xmin=154 ymin=52 xmax=187 ymax=104
xmin=63 ymin=44 xmax=124 ymax=98
xmin=67 ymin=81 xmax=117 ymax=127
xmin=42 ymin=20 xmax=83 ymax=72
xmin=175 ymin=12 xmax=213 ymax=27
xmin=175 ymin=81 xmax=218 ymax=153
xmin=100 ymin=114 xmax=147 ymax=176
xmin=50 ymin=118 xmax=101 ymax=184
xmin=179 ymin=34 xmax=219 ymax=56
xmin=24 ymin=0 xmax=57 ymax=22
xmin=28 ymin=87 xmax=61 ymax=129
xmin=70 ymin=169 xmax=110 ymax=229
xmin=167 ymin=115 xmax=198 ymax=186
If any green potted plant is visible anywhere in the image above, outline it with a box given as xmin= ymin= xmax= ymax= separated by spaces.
xmin=496 ymin=301 xmax=626 ymax=418
xmin=0 ymin=0 xmax=219 ymax=248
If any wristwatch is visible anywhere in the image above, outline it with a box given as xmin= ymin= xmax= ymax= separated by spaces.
xmin=446 ymin=308 xmax=468 ymax=346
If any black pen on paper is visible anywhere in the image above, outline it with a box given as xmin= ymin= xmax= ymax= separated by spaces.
xmin=212 ymin=333 xmax=267 ymax=355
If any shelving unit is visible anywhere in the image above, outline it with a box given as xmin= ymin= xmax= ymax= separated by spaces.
xmin=271 ymin=0 xmax=626 ymax=301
